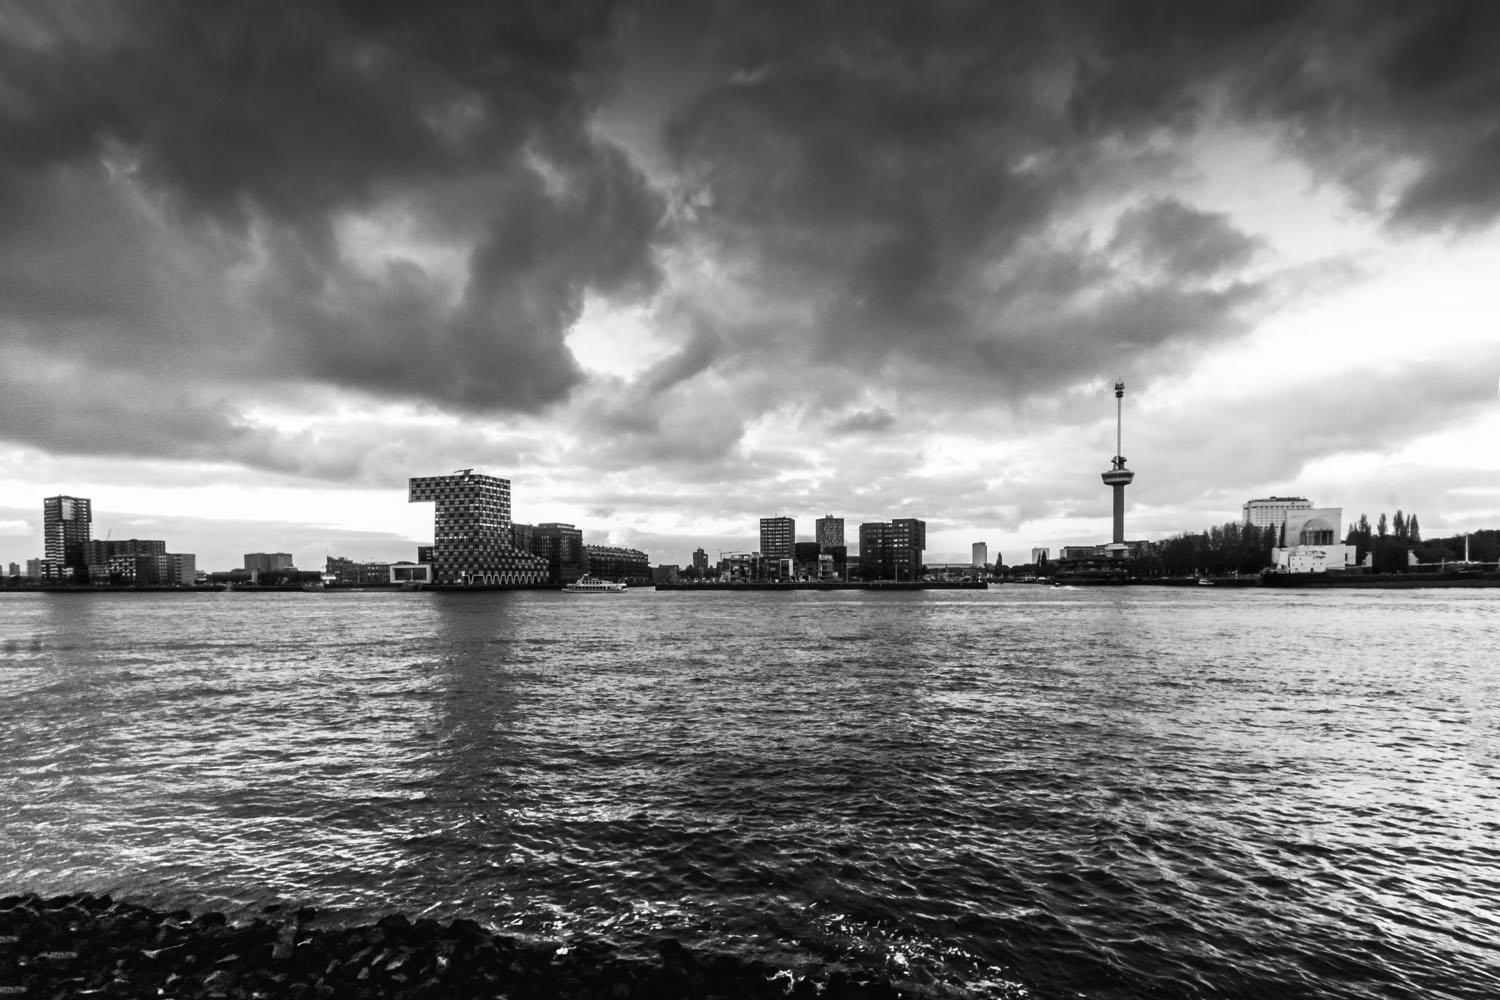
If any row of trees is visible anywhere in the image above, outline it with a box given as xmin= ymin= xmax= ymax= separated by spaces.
xmin=1143 ymin=521 xmax=1279 ymax=578
xmin=1136 ymin=510 xmax=1495 ymax=578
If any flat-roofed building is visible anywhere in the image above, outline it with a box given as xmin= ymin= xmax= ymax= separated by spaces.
xmin=245 ymin=552 xmax=295 ymax=573
xmin=584 ymin=544 xmax=652 ymax=585
xmin=1243 ymin=496 xmax=1312 ymax=529
xmin=815 ymin=515 xmax=844 ymax=550
xmin=43 ymin=495 xmax=92 ymax=582
xmin=760 ymin=516 xmax=795 ymax=559
xmin=859 ymin=518 xmax=927 ymax=580
xmin=793 ymin=541 xmax=821 ymax=580
xmin=409 ymin=469 xmax=549 ymax=586
xmin=169 ymin=553 xmax=196 ymax=586
xmin=89 ymin=539 xmax=167 ymax=567
xmin=326 ymin=556 xmax=392 ymax=585
xmin=530 ymin=522 xmax=586 ymax=585
xmin=389 ymin=562 xmax=432 ymax=584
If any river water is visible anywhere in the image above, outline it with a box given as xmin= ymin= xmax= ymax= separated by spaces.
xmin=1 ymin=587 xmax=1497 ymax=998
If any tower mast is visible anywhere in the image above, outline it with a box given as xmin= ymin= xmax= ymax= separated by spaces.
xmin=1100 ymin=381 xmax=1135 ymax=556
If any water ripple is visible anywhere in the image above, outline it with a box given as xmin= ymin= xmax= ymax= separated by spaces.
xmin=2 ymin=587 xmax=1499 ymax=998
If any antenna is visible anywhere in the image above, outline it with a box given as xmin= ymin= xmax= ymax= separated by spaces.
xmin=1113 ymin=380 xmax=1126 ymax=470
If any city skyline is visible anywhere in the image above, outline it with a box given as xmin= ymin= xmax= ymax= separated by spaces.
xmin=3 ymin=3 xmax=1500 ymax=571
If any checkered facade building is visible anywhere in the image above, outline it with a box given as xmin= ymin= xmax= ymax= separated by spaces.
xmin=408 ymin=471 xmax=550 ymax=586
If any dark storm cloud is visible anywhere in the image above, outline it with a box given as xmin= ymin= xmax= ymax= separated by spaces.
xmin=0 ymin=0 xmax=663 ymax=418
xmin=648 ymin=1 xmax=1288 ymax=401
xmin=5 ymin=0 xmax=1500 ymax=484
xmin=1108 ymin=199 xmax=1263 ymax=277
xmin=0 ymin=361 xmax=360 ymax=480
xmin=645 ymin=0 xmax=1500 ymax=406
xmin=1063 ymin=0 xmax=1500 ymax=229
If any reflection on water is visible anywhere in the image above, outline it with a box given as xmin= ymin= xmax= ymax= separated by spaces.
xmin=2 ymin=587 xmax=1499 ymax=999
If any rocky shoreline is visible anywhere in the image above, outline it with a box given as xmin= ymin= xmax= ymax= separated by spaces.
xmin=0 ymin=893 xmax=907 ymax=999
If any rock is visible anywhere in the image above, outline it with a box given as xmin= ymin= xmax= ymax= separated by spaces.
xmin=193 ymin=911 xmax=228 ymax=931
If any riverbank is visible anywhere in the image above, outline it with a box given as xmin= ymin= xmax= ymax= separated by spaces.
xmin=0 ymin=893 xmax=906 ymax=999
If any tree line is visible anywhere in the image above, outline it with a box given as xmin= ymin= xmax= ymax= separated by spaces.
xmin=1140 ymin=521 xmax=1279 ymax=578
xmin=1135 ymin=508 xmax=1496 ymax=578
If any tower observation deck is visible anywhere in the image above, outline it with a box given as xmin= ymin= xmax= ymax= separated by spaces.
xmin=1100 ymin=381 xmax=1135 ymax=556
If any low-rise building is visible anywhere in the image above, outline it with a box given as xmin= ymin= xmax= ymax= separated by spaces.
xmin=168 ymin=553 xmax=196 ymax=586
xmin=245 ymin=552 xmax=295 ymax=574
xmin=1268 ymin=507 xmax=1358 ymax=573
xmin=926 ymin=563 xmax=983 ymax=581
xmin=326 ymin=556 xmax=392 ymax=585
xmin=584 ymin=544 xmax=652 ymax=586
xmin=389 ymin=562 xmax=432 ymax=584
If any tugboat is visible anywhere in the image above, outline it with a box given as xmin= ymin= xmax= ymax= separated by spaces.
xmin=564 ymin=575 xmax=628 ymax=593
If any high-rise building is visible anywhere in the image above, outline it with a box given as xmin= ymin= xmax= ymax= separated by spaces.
xmin=815 ymin=515 xmax=844 ymax=550
xmin=693 ymin=548 xmax=709 ymax=573
xmin=858 ymin=522 xmax=887 ymax=578
xmin=858 ymin=518 xmax=927 ymax=580
xmin=529 ymin=522 xmax=586 ymax=586
xmin=759 ymin=516 xmax=795 ymax=559
xmin=6 ymin=562 xmax=18 ymax=578
xmin=409 ymin=469 xmax=549 ymax=586
xmin=972 ymin=542 xmax=988 ymax=569
xmin=1243 ymin=496 xmax=1312 ymax=529
xmin=889 ymin=518 xmax=926 ymax=580
xmin=43 ymin=495 xmax=92 ymax=582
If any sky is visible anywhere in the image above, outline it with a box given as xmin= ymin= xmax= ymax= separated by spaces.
xmin=3 ymin=0 xmax=1500 ymax=571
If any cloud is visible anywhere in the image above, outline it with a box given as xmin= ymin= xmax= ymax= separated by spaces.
xmin=3 ymin=0 xmax=1500 ymax=568
xmin=1108 ymin=198 xmax=1263 ymax=277
xmin=0 ymin=0 xmax=664 ymax=422
xmin=1137 ymin=348 xmax=1500 ymax=501
xmin=829 ymin=408 xmax=897 ymax=434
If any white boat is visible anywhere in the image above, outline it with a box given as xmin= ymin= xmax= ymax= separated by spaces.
xmin=564 ymin=575 xmax=628 ymax=593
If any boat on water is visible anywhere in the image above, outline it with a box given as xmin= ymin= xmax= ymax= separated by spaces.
xmin=564 ymin=575 xmax=628 ymax=593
